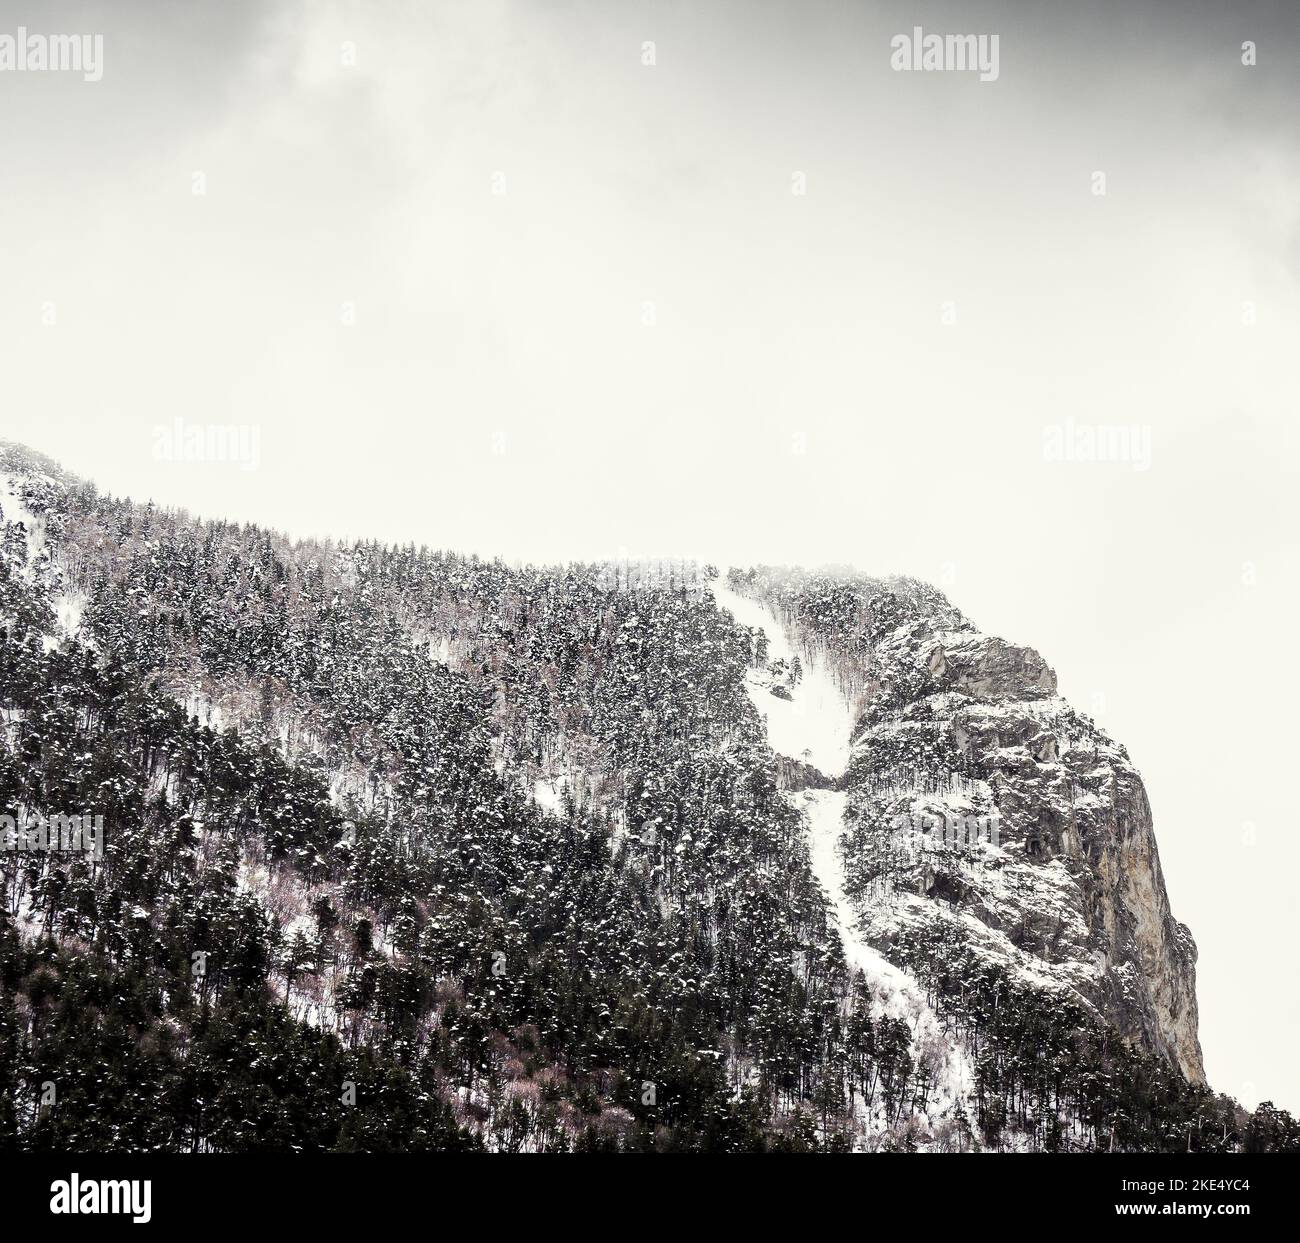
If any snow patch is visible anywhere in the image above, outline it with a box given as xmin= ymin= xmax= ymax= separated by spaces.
xmin=714 ymin=577 xmax=977 ymax=1143
xmin=712 ymin=576 xmax=853 ymax=775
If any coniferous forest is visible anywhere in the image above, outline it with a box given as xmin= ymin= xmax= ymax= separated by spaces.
xmin=1 ymin=443 xmax=1296 ymax=1153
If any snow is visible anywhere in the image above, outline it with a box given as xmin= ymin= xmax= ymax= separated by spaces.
xmin=800 ymin=785 xmax=976 ymax=1133
xmin=56 ymin=592 xmax=87 ymax=637
xmin=532 ymin=771 xmax=568 ymax=814
xmin=716 ymin=577 xmax=977 ymax=1142
xmin=711 ymin=576 xmax=852 ymax=775
xmin=3 ymin=472 xmax=87 ymax=645
xmin=803 ymin=789 xmax=900 ymax=980
xmin=2 ymin=474 xmax=40 ymax=540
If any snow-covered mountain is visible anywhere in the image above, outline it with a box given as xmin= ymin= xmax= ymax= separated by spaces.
xmin=0 ymin=440 xmax=1289 ymax=1152
xmin=722 ymin=567 xmax=1203 ymax=1087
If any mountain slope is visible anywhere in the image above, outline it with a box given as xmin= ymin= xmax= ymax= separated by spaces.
xmin=722 ymin=566 xmax=1202 ymax=1085
xmin=0 ymin=441 xmax=1287 ymax=1152
xmin=714 ymin=575 xmax=978 ymax=1139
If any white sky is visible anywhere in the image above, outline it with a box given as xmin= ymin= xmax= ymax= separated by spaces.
xmin=2 ymin=0 xmax=1297 ymax=1111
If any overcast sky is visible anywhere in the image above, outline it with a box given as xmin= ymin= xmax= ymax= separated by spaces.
xmin=2 ymin=0 xmax=1298 ymax=1111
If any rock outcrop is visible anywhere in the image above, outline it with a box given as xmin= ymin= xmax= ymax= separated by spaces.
xmin=729 ymin=567 xmax=1205 ymax=1084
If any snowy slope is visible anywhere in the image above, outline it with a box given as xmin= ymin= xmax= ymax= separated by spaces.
xmin=2 ymin=470 xmax=86 ymax=645
xmin=711 ymin=576 xmax=850 ymax=775
xmin=714 ymin=573 xmax=976 ymax=1143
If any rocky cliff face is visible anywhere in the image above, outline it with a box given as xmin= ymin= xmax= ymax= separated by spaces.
xmin=729 ymin=568 xmax=1204 ymax=1084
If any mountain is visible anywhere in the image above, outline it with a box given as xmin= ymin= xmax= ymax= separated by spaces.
xmin=725 ymin=567 xmax=1203 ymax=1083
xmin=0 ymin=440 xmax=1293 ymax=1153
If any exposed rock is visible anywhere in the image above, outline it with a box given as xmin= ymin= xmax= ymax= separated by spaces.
xmin=729 ymin=566 xmax=1205 ymax=1084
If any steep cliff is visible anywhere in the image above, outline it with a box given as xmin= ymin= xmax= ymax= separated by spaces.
xmin=727 ymin=567 xmax=1204 ymax=1083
